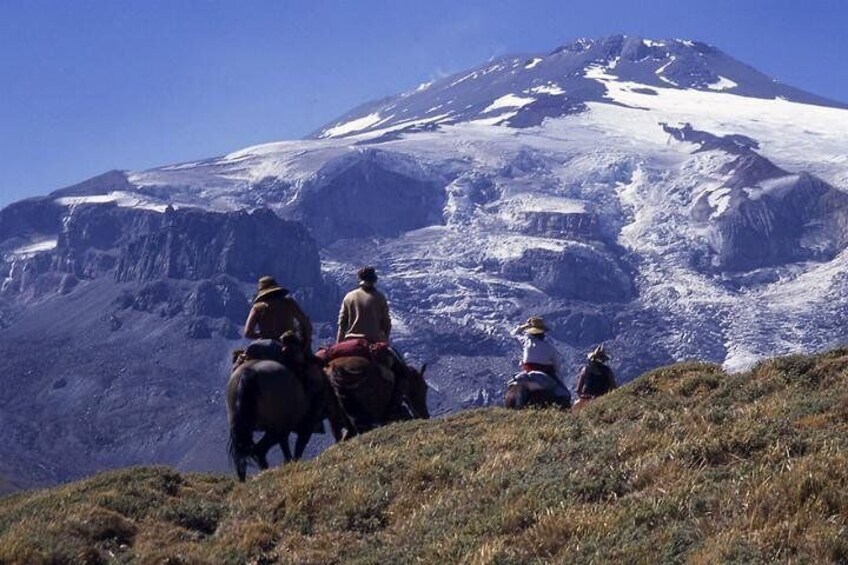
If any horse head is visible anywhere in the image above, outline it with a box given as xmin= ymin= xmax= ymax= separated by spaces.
xmin=406 ymin=363 xmax=430 ymax=419
xmin=231 ymin=349 xmax=247 ymax=371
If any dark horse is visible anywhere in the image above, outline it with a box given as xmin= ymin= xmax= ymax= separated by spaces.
xmin=504 ymin=381 xmax=572 ymax=410
xmin=324 ymin=356 xmax=429 ymax=440
xmin=226 ymin=358 xmax=325 ymax=481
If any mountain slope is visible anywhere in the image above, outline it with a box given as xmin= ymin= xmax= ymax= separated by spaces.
xmin=1 ymin=348 xmax=847 ymax=563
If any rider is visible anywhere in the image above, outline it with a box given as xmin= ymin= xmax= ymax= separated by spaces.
xmin=336 ymin=266 xmax=407 ymax=420
xmin=244 ymin=275 xmax=313 ymax=348
xmin=242 ymin=276 xmax=324 ymax=433
xmin=575 ymin=344 xmax=618 ymax=400
xmin=336 ymin=266 xmax=390 ymax=343
xmin=512 ymin=316 xmax=565 ymax=387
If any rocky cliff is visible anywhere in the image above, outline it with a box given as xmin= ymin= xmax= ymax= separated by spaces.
xmin=0 ymin=205 xmax=336 ymax=487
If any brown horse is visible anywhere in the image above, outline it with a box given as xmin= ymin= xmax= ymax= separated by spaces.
xmin=324 ymin=356 xmax=429 ymax=440
xmin=504 ymin=381 xmax=572 ymax=410
xmin=226 ymin=358 xmax=325 ymax=481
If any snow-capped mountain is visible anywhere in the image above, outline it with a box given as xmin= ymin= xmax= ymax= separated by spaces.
xmin=2 ymin=35 xmax=848 ymax=488
xmin=314 ymin=35 xmax=846 ymax=139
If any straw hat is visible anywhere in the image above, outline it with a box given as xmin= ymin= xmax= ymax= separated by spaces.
xmin=523 ymin=316 xmax=548 ymax=335
xmin=588 ymin=344 xmax=610 ymax=362
xmin=253 ymin=276 xmax=287 ymax=303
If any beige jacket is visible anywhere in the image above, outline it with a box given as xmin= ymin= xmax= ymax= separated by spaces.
xmin=336 ymin=284 xmax=391 ymax=343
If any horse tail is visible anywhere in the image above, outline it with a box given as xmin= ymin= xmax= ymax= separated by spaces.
xmin=228 ymin=366 xmax=260 ymax=481
xmin=504 ymin=383 xmax=528 ymax=410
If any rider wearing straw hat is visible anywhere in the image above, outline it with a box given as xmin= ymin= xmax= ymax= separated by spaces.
xmin=512 ymin=316 xmax=563 ymax=381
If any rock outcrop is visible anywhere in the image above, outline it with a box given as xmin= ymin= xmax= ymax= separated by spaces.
xmin=0 ymin=204 xmax=338 ymax=487
xmin=705 ymin=173 xmax=848 ymax=271
xmin=500 ymin=245 xmax=633 ymax=302
xmin=292 ymin=150 xmax=448 ymax=243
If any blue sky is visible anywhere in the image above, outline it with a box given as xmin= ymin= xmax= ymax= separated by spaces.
xmin=1 ymin=0 xmax=846 ymax=207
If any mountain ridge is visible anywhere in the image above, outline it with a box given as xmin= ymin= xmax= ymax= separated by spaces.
xmin=312 ymin=34 xmax=848 ymax=140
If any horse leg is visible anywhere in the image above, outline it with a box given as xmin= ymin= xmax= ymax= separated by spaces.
xmin=515 ymin=386 xmax=528 ymax=409
xmin=322 ymin=391 xmax=344 ymax=442
xmin=327 ymin=416 xmax=345 ymax=442
xmin=228 ymin=424 xmax=250 ymax=482
xmin=294 ymin=431 xmax=312 ymax=460
xmin=385 ymin=368 xmax=410 ymax=423
xmin=279 ymin=432 xmax=294 ymax=463
xmin=233 ymin=454 xmax=248 ymax=482
xmin=337 ymin=394 xmax=368 ymax=441
xmin=252 ymin=433 xmax=276 ymax=470
xmin=504 ymin=385 xmax=514 ymax=409
xmin=504 ymin=384 xmax=528 ymax=409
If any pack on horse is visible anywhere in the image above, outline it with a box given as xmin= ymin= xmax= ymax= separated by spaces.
xmin=504 ymin=376 xmax=571 ymax=409
xmin=226 ymin=345 xmax=327 ymax=482
xmin=320 ymin=339 xmax=429 ymax=439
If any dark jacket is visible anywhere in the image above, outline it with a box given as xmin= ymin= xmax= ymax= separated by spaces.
xmin=576 ymin=360 xmax=617 ymax=397
xmin=244 ymin=294 xmax=312 ymax=344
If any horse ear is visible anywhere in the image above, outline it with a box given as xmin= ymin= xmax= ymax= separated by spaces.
xmin=419 ymin=363 xmax=428 ymax=378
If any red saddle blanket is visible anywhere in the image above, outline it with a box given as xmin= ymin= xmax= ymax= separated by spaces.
xmin=315 ymin=339 xmax=391 ymax=364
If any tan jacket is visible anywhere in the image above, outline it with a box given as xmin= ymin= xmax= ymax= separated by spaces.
xmin=336 ymin=285 xmax=391 ymax=343
xmin=244 ymin=295 xmax=312 ymax=344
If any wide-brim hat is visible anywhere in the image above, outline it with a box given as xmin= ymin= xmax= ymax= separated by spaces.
xmin=524 ymin=316 xmax=548 ymax=335
xmin=254 ymin=276 xmax=287 ymax=303
xmin=588 ymin=344 xmax=610 ymax=362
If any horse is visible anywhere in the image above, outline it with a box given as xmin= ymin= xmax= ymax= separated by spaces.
xmin=504 ymin=381 xmax=572 ymax=410
xmin=226 ymin=358 xmax=325 ymax=481
xmin=324 ymin=356 xmax=429 ymax=440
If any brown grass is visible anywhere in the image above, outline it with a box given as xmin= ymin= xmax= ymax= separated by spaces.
xmin=2 ymin=349 xmax=848 ymax=563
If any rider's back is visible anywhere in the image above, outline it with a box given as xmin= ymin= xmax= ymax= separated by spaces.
xmin=251 ymin=296 xmax=301 ymax=340
xmin=519 ymin=335 xmax=561 ymax=368
xmin=580 ymin=361 xmax=616 ymax=396
xmin=338 ymin=286 xmax=390 ymax=343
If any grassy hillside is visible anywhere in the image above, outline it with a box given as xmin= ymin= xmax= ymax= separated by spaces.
xmin=2 ymin=349 xmax=847 ymax=564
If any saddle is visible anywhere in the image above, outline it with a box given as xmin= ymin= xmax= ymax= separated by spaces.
xmin=508 ymin=371 xmax=570 ymax=399
xmin=325 ymin=357 xmax=396 ymax=411
xmin=244 ymin=339 xmax=287 ymax=364
xmin=234 ymin=339 xmax=306 ymax=379
xmin=316 ymin=338 xmax=393 ymax=366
